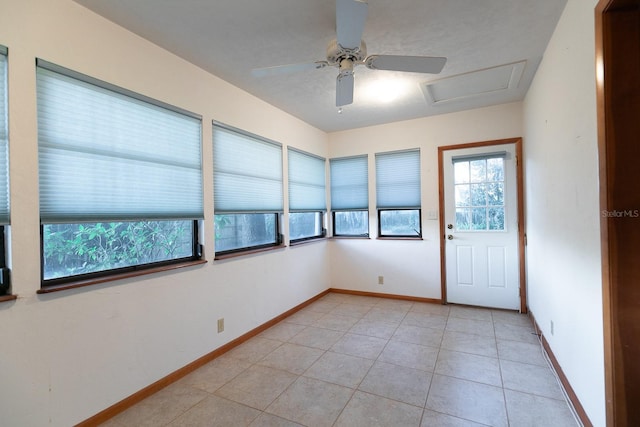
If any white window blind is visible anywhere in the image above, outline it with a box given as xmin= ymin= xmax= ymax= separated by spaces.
xmin=0 ymin=46 xmax=9 ymax=225
xmin=375 ymin=149 xmax=421 ymax=209
xmin=330 ymin=155 xmax=368 ymax=210
xmin=213 ymin=123 xmax=283 ymax=213
xmin=36 ymin=60 xmax=203 ymax=223
xmin=288 ymin=148 xmax=326 ymax=212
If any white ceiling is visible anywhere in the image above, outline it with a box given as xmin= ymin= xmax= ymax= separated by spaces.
xmin=73 ymin=0 xmax=567 ymax=132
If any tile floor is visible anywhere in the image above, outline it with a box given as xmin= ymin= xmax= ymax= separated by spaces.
xmin=101 ymin=293 xmax=580 ymax=427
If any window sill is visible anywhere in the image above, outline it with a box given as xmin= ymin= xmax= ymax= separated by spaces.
xmin=214 ymin=243 xmax=286 ymax=261
xmin=0 ymin=294 xmax=17 ymax=303
xmin=329 ymin=236 xmax=371 ymax=240
xmin=37 ymin=259 xmax=208 ymax=294
xmin=376 ymin=236 xmax=424 ymax=241
xmin=289 ymin=236 xmax=328 ymax=247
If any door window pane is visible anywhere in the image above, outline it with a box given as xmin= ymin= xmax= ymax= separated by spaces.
xmin=486 ymin=182 xmax=504 ymax=206
xmin=453 ymin=156 xmax=505 ymax=231
xmin=456 ymin=208 xmax=471 ymax=231
xmin=487 ymin=158 xmax=504 ymax=181
xmin=470 ymin=160 xmax=486 ymax=182
xmin=454 ymin=185 xmax=470 ymax=207
xmin=454 ymin=162 xmax=469 ymax=184
xmin=471 ymin=207 xmax=487 ymax=230
xmin=470 ymin=183 xmax=487 ymax=206
xmin=488 ymin=207 xmax=505 ymax=230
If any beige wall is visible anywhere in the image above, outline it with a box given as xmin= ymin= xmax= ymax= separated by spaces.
xmin=523 ymin=0 xmax=604 ymax=425
xmin=328 ymin=102 xmax=523 ymax=299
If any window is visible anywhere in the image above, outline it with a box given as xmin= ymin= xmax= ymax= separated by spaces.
xmin=375 ymin=149 xmax=422 ymax=237
xmin=213 ymin=123 xmax=283 ymax=255
xmin=0 ymin=46 xmax=9 ymax=295
xmin=453 ymin=153 xmax=506 ymax=231
xmin=37 ymin=60 xmax=203 ymax=285
xmin=288 ymin=148 xmax=326 ymax=243
xmin=330 ymin=155 xmax=369 ymax=237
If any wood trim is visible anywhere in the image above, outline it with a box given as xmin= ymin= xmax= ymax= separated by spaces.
xmin=529 ymin=310 xmax=593 ymax=427
xmin=596 ymin=1 xmax=640 ymax=425
xmin=514 ymin=139 xmax=527 ymax=313
xmin=37 ymin=259 xmax=208 ymax=294
xmin=0 ymin=294 xmax=17 ymax=303
xmin=438 ymin=145 xmax=447 ymax=304
xmin=328 ymin=288 xmax=441 ymax=304
xmin=214 ymin=243 xmax=286 ymax=261
xmin=438 ymin=137 xmax=523 ymax=152
xmin=76 ymin=288 xmax=331 ymax=427
xmin=595 ymin=3 xmax=614 ymax=426
xmin=289 ymin=236 xmax=328 ymax=247
xmin=329 ymin=236 xmax=371 ymax=240
xmin=375 ymin=237 xmax=423 ymax=241
xmin=437 ymin=137 xmax=527 ymax=312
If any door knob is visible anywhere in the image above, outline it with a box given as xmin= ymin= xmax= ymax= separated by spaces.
xmin=447 ymin=224 xmax=453 ymax=229
xmin=447 ymin=235 xmax=454 ymax=240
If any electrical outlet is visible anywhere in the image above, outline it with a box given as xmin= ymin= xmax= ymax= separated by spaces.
xmin=378 ymin=276 xmax=384 ymax=285
xmin=217 ymin=318 xmax=224 ymax=333
xmin=550 ymin=320 xmax=554 ymax=336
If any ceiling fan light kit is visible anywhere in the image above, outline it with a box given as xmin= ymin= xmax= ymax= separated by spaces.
xmin=252 ymin=0 xmax=447 ymax=107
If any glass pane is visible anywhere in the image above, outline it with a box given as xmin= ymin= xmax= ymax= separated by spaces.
xmin=487 ymin=158 xmax=504 ymax=181
xmin=290 ymin=212 xmax=323 ymax=241
xmin=488 ymin=207 xmax=505 ymax=230
xmin=454 ymin=161 xmax=469 ymax=184
xmin=470 ymin=160 xmax=486 ymax=183
xmin=471 ymin=207 xmax=487 ymax=230
xmin=455 ymin=208 xmax=471 ymax=230
xmin=334 ymin=211 xmax=369 ymax=236
xmin=215 ymin=213 xmax=277 ymax=252
xmin=470 ymin=183 xmax=487 ymax=206
xmin=43 ymin=220 xmax=194 ymax=280
xmin=486 ymin=182 xmax=504 ymax=206
xmin=379 ymin=210 xmax=420 ymax=236
xmin=455 ymin=184 xmax=470 ymax=207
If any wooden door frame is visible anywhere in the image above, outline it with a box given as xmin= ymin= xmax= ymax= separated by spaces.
xmin=596 ymin=1 xmax=640 ymax=425
xmin=437 ymin=137 xmax=526 ymax=313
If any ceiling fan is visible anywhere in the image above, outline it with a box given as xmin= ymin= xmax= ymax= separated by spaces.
xmin=252 ymin=0 xmax=447 ymax=107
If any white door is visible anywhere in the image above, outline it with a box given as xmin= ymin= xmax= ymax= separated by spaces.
xmin=443 ymin=144 xmax=520 ymax=310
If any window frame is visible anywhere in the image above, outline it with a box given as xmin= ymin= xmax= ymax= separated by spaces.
xmin=212 ymin=122 xmax=284 ymax=257
xmin=287 ymin=148 xmax=327 ymax=244
xmin=40 ymin=220 xmax=201 ymax=287
xmin=0 ymin=46 xmax=9 ymax=296
xmin=332 ymin=210 xmax=369 ymax=238
xmin=36 ymin=60 xmax=204 ymax=289
xmin=377 ymin=208 xmax=423 ymax=238
xmin=289 ymin=211 xmax=326 ymax=244
xmin=452 ymin=153 xmax=507 ymax=232
xmin=213 ymin=212 xmax=283 ymax=258
xmin=330 ymin=155 xmax=369 ymax=238
xmin=375 ymin=149 xmax=422 ymax=239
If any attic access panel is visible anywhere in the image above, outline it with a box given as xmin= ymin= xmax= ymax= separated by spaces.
xmin=422 ymin=61 xmax=526 ymax=105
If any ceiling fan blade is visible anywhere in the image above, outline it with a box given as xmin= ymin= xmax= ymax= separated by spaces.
xmin=365 ymin=55 xmax=447 ymax=74
xmin=336 ymin=72 xmax=354 ymax=107
xmin=336 ymin=0 xmax=368 ymax=50
xmin=252 ymin=61 xmax=328 ymax=78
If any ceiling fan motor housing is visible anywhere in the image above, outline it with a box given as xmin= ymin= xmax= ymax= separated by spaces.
xmin=327 ymin=39 xmax=367 ymax=66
